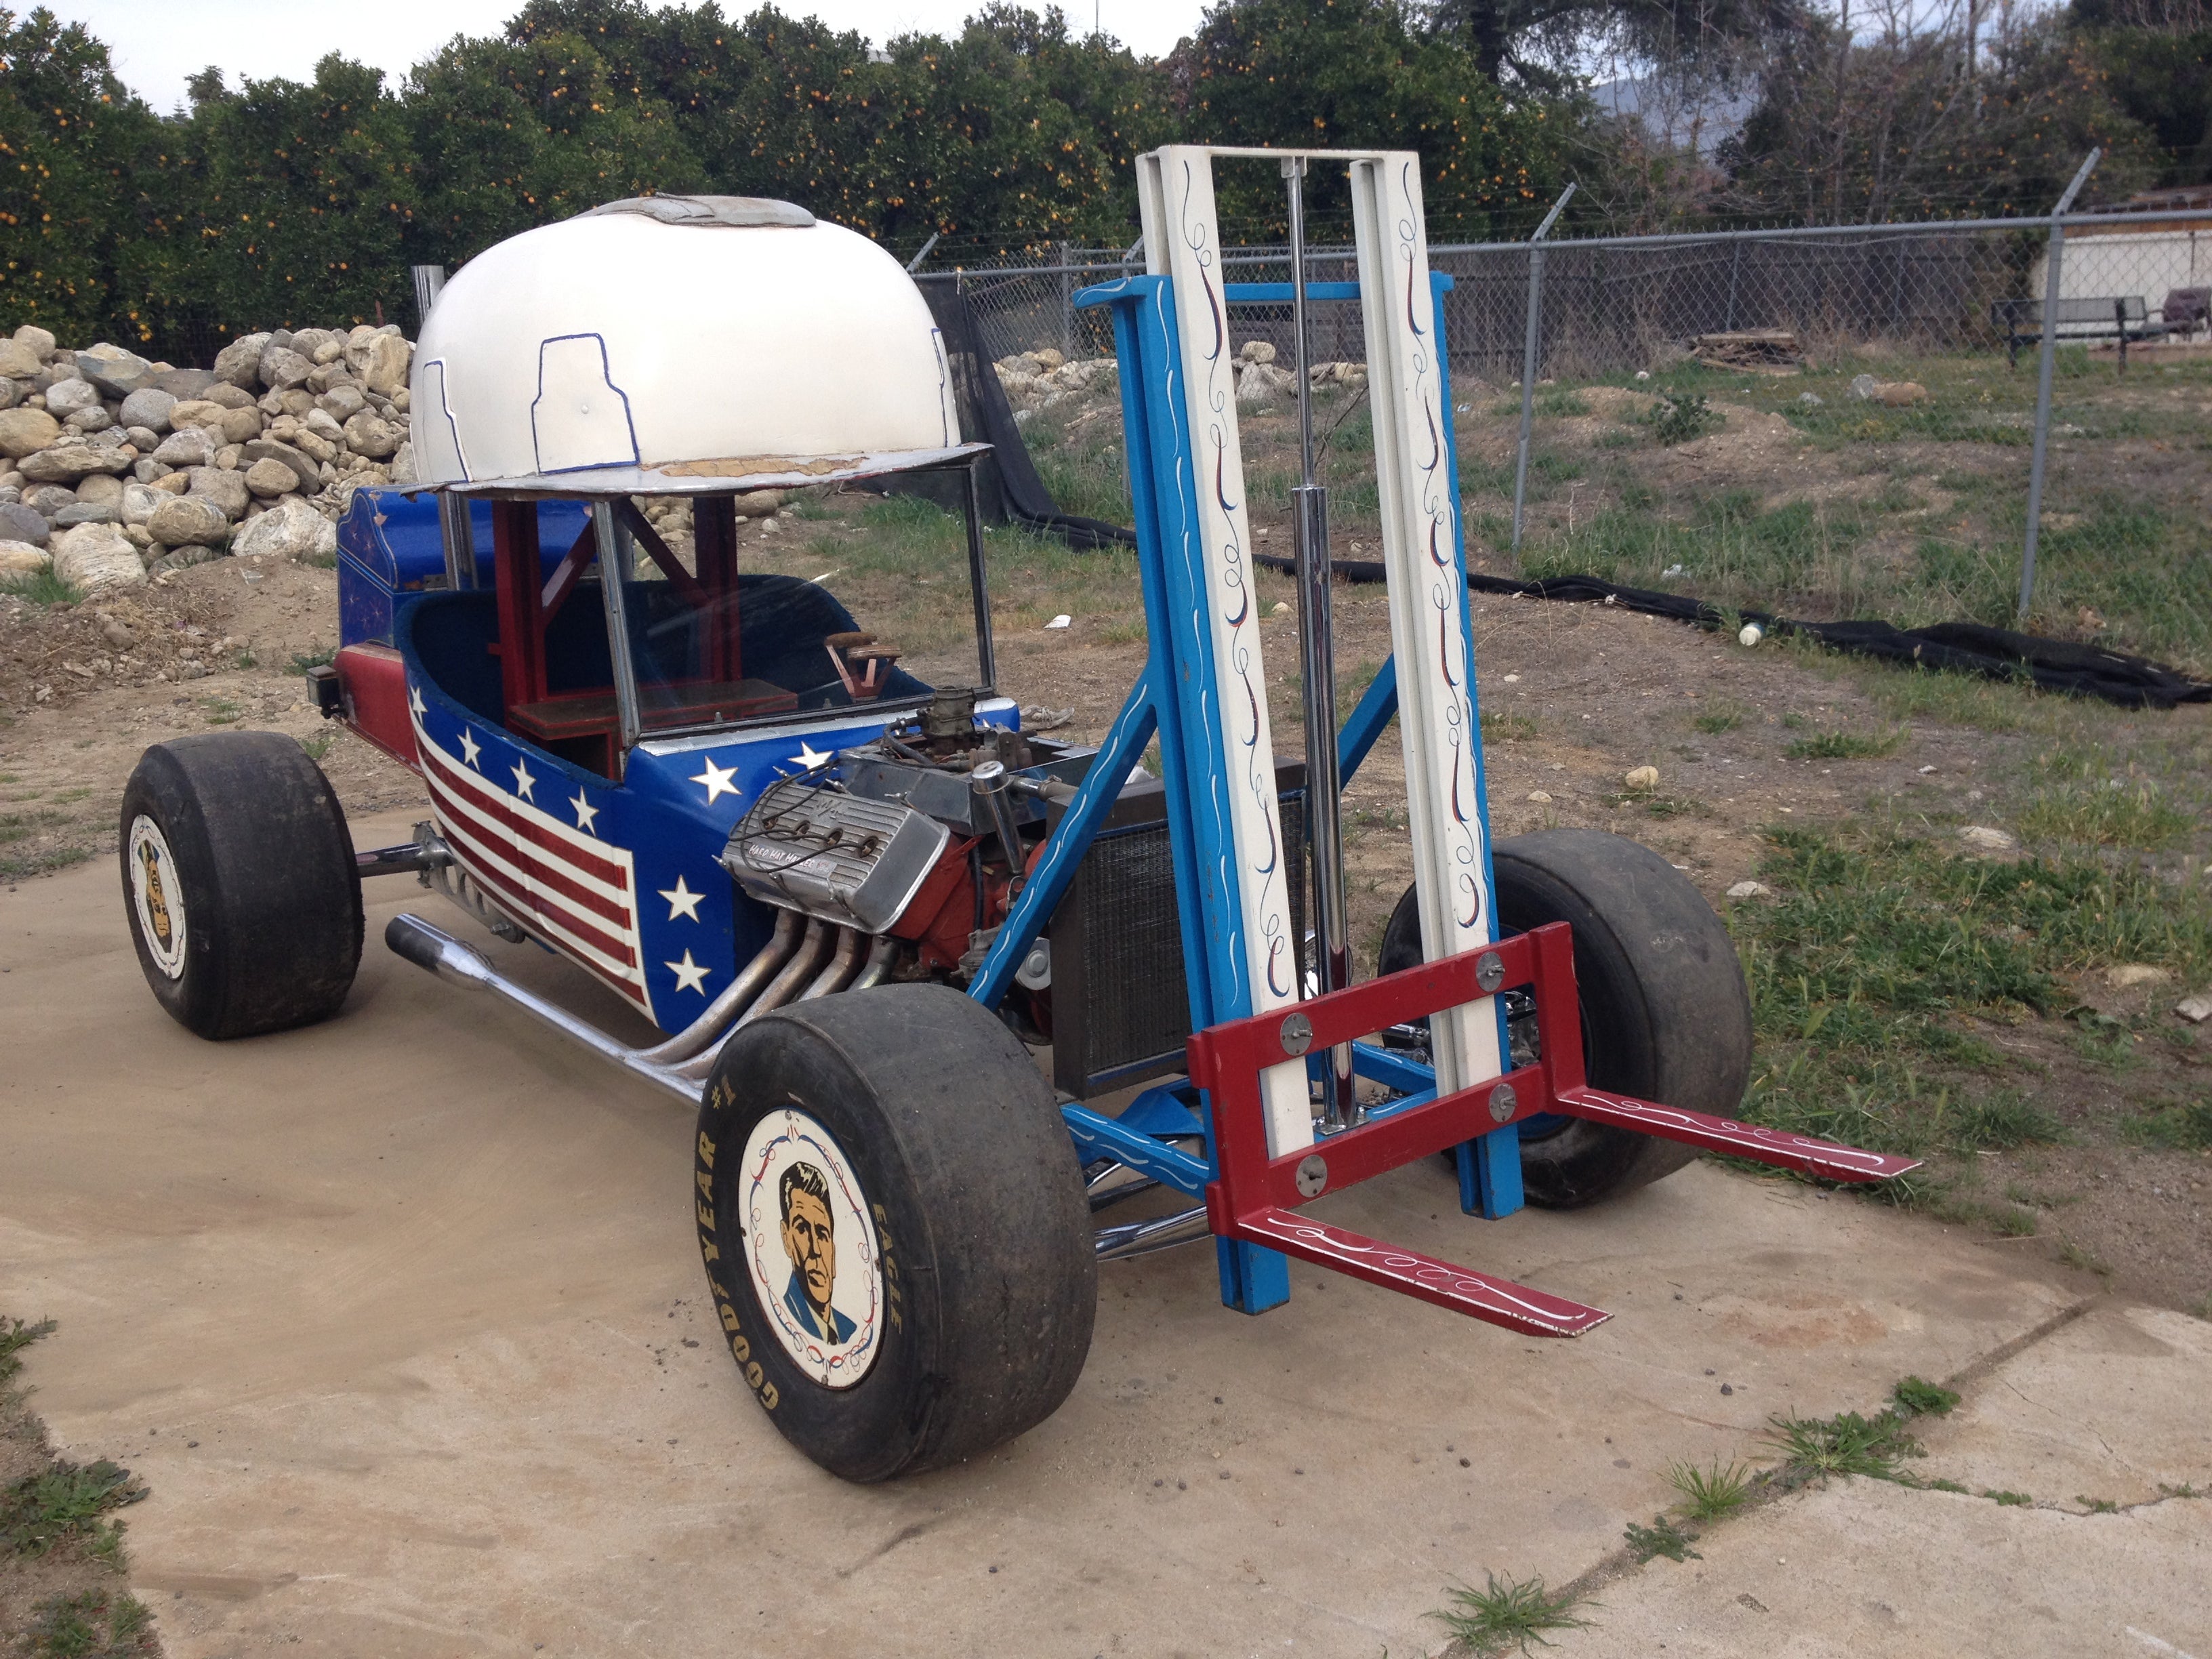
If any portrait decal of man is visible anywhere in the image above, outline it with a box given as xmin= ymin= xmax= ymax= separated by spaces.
xmin=779 ymin=1161 xmax=857 ymax=1344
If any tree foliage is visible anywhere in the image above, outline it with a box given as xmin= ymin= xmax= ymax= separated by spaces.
xmin=0 ymin=0 xmax=2205 ymax=362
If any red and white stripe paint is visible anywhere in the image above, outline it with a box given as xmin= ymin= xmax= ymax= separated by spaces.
xmin=411 ymin=708 xmax=655 ymax=1022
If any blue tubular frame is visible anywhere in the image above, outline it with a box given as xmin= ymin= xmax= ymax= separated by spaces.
xmin=966 ymin=268 xmax=1523 ymax=1317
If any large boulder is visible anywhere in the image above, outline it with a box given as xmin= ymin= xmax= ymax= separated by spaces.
xmin=342 ymin=410 xmax=401 ymax=459
xmin=119 ymin=387 xmax=177 ymax=434
xmin=240 ymin=438 xmax=320 ymax=491
xmin=231 ymin=493 xmax=335 ymax=562
xmin=50 ymin=520 xmax=146 ymax=594
xmin=316 ymin=384 xmax=365 ymax=422
xmin=216 ymin=405 xmax=263 ymax=445
xmin=0 ymin=407 xmax=60 ymax=458
xmin=0 ymin=539 xmax=47 ymax=576
xmin=119 ymin=481 xmax=165 ymax=527
xmin=146 ymin=493 xmax=230 ymax=548
xmin=186 ymin=466 xmax=251 ymax=519
xmin=243 ymin=457 xmax=300 ymax=497
xmin=0 ymin=340 xmax=44 ymax=380
xmin=151 ymin=426 xmax=217 ymax=468
xmin=152 ymin=367 xmax=216 ymax=400
xmin=76 ymin=342 xmax=159 ymax=399
xmin=43 ymin=377 xmax=100 ymax=418
xmin=211 ymin=332 xmax=272 ymax=389
xmin=0 ymin=501 xmax=47 ymax=545
xmin=258 ymin=345 xmax=314 ymax=391
xmin=10 ymin=324 xmax=55 ymax=362
xmin=203 ymin=382 xmax=258 ymax=411
xmin=20 ymin=443 xmax=132 ymax=483
xmin=359 ymin=333 xmax=413 ymax=396
xmin=52 ymin=500 xmax=117 ymax=528
xmin=75 ymin=472 xmax=124 ymax=508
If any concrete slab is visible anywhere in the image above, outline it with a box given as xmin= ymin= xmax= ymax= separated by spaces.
xmin=1550 ymin=1480 xmax=2212 ymax=1659
xmin=1930 ymin=1303 xmax=2212 ymax=1507
xmin=1 ymin=813 xmax=2093 ymax=1658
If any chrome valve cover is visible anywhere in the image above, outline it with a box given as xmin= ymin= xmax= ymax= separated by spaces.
xmin=722 ymin=777 xmax=949 ymax=935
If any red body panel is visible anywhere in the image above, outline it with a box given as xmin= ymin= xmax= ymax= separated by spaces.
xmin=336 ymin=643 xmax=418 ymax=769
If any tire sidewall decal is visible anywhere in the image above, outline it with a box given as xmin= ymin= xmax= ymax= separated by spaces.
xmin=740 ymin=1105 xmax=884 ymax=1389
xmin=128 ymin=815 xmax=186 ymax=979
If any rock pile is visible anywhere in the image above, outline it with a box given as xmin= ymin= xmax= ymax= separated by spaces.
xmin=0 ymin=322 xmax=417 ymax=597
xmin=989 ymin=341 xmax=1365 ymax=422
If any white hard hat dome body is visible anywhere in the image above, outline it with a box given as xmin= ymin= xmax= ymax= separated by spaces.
xmin=409 ymin=197 xmax=963 ymax=493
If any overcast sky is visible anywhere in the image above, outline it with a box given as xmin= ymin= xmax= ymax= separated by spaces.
xmin=45 ymin=0 xmax=1206 ymax=114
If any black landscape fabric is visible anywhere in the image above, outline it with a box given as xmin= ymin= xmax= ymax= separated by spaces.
xmin=893 ymin=277 xmax=1137 ymax=552
xmin=1246 ymin=556 xmax=2212 ymax=712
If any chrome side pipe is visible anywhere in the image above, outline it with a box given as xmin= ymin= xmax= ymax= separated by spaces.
xmin=1094 ymin=1206 xmax=1212 ymax=1261
xmin=356 ymin=840 xmax=451 ymax=878
xmin=638 ymin=909 xmax=801 ymax=1065
xmin=385 ymin=914 xmax=702 ymax=1105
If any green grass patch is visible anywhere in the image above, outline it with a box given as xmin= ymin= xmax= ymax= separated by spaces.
xmin=18 ymin=1587 xmax=155 ymax=1658
xmin=1730 ymin=822 xmax=2211 ymax=1158
xmin=0 ymin=568 xmax=83 ymax=607
xmin=1986 ymin=1488 xmax=2034 ymax=1506
xmin=289 ymin=645 xmax=337 ymax=676
xmin=1431 ymin=1574 xmax=1593 ymax=1654
xmin=1784 ymin=726 xmax=1906 ymax=760
xmin=2125 ymin=1096 xmax=2212 ymax=1151
xmin=0 ymin=845 xmax=94 ymax=880
xmin=1666 ymin=1457 xmax=1757 ymax=1521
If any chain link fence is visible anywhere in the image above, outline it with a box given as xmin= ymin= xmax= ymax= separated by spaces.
xmin=924 ymin=207 xmax=2212 ymax=670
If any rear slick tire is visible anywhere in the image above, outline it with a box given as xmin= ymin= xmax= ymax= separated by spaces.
xmin=119 ymin=731 xmax=363 ymax=1040
xmin=695 ymin=981 xmax=1096 ymax=1482
xmin=1380 ymin=828 xmax=1752 ymax=1210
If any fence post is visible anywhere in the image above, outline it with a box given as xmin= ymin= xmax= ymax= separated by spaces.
xmin=2020 ymin=149 xmax=2100 ymax=623
xmin=1511 ymin=184 xmax=1577 ymax=557
xmin=1059 ymin=241 xmax=1075 ymax=362
xmin=409 ymin=264 xmax=446 ymax=327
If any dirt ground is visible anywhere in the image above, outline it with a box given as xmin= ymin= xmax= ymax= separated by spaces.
xmin=3 ymin=518 xmax=2208 ymax=1314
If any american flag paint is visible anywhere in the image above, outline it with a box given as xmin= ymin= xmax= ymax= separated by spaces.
xmin=409 ymin=691 xmax=657 ymax=1023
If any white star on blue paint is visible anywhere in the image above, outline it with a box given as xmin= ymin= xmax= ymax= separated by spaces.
xmin=511 ymin=758 xmax=536 ymax=802
xmin=569 ymin=791 xmax=599 ymax=834
xmin=659 ymin=876 xmax=703 ymax=922
xmin=665 ymin=950 xmax=710 ymax=994
xmin=457 ymin=729 xmax=481 ymax=769
xmin=794 ymin=741 xmax=833 ymax=770
xmin=408 ymin=683 xmax=426 ymax=718
xmin=690 ymin=757 xmax=739 ymax=804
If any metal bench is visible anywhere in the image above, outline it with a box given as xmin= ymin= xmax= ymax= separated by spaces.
xmin=1992 ymin=294 xmax=2167 ymax=369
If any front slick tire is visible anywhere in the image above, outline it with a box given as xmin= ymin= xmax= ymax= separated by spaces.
xmin=696 ymin=982 xmax=1096 ymax=1483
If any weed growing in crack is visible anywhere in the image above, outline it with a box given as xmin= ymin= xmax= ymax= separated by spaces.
xmin=1765 ymin=1409 xmax=1923 ymax=1487
xmin=1986 ymin=1489 xmax=2034 ymax=1506
xmin=1624 ymin=1515 xmax=1702 ymax=1563
xmin=1666 ymin=1457 xmax=1757 ymax=1521
xmin=1431 ymin=1574 xmax=1594 ymax=1654
xmin=1892 ymin=1376 xmax=1962 ymax=1417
